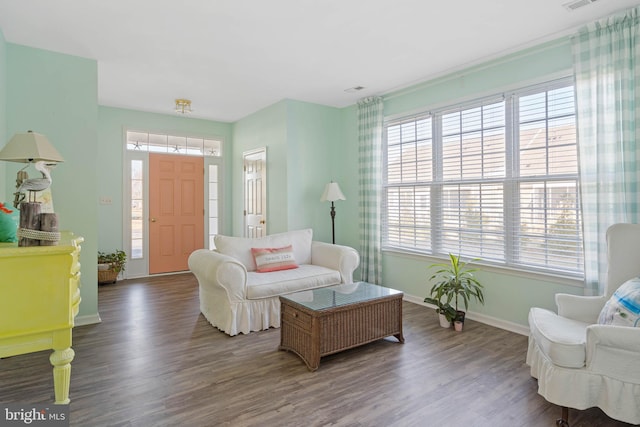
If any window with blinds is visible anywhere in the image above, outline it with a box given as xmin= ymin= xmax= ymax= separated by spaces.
xmin=383 ymin=79 xmax=583 ymax=277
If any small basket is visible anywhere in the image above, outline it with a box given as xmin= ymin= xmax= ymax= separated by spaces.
xmin=98 ymin=269 xmax=119 ymax=284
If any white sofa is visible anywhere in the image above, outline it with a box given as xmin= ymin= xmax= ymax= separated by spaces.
xmin=188 ymin=229 xmax=360 ymax=336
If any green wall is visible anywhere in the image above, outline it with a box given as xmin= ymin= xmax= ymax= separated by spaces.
xmin=285 ymin=100 xmax=344 ymax=242
xmin=97 ymin=106 xmax=233 ymax=252
xmin=336 ymin=105 xmax=360 ymax=251
xmin=338 ymin=37 xmax=583 ymax=331
xmin=0 ymin=31 xmax=6 ymax=203
xmin=231 ymin=99 xmax=345 ymax=242
xmin=5 ymin=43 xmax=99 ymax=321
xmin=384 ymin=38 xmax=574 ymax=117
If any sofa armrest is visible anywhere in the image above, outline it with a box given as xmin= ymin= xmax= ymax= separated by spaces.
xmin=556 ymin=293 xmax=606 ymax=324
xmin=188 ymin=249 xmax=248 ymax=302
xmin=586 ymin=325 xmax=640 ymax=382
xmin=311 ymin=241 xmax=360 ymax=284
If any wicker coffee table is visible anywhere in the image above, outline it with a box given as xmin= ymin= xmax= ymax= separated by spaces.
xmin=279 ymin=282 xmax=404 ymax=371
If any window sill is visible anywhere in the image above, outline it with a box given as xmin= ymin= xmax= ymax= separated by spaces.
xmin=382 ymin=247 xmax=585 ymax=288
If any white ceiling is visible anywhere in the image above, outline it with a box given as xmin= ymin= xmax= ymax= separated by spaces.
xmin=0 ymin=0 xmax=638 ymax=122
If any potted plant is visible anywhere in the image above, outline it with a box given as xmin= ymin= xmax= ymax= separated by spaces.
xmin=424 ymin=281 xmax=457 ymax=328
xmin=424 ymin=253 xmax=485 ymax=331
xmin=98 ymin=249 xmax=127 ymax=284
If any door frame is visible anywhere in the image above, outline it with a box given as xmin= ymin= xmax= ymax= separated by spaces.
xmin=243 ymin=147 xmax=267 ymax=238
xmin=123 ymin=149 xmax=224 ymax=279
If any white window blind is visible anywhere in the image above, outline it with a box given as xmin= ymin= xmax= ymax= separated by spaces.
xmin=439 ymin=100 xmax=506 ymax=261
xmin=383 ymin=79 xmax=583 ymax=277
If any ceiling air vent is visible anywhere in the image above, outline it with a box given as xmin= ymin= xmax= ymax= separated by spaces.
xmin=344 ymin=86 xmax=365 ymax=93
xmin=563 ymin=0 xmax=599 ymax=11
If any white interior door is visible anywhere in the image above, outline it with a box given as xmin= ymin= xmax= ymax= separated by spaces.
xmin=243 ymin=148 xmax=267 ymax=238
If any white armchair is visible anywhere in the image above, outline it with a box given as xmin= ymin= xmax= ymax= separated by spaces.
xmin=526 ymin=223 xmax=640 ymax=426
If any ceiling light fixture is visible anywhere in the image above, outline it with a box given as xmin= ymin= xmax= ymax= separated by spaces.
xmin=175 ymin=99 xmax=192 ymax=114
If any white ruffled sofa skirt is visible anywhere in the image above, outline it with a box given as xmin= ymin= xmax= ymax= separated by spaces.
xmin=189 ymin=229 xmax=360 ymax=336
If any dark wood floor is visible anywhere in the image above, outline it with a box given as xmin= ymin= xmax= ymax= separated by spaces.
xmin=0 ymin=274 xmax=635 ymax=427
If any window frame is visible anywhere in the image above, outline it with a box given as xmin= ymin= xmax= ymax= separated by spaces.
xmin=381 ymin=77 xmax=583 ymax=279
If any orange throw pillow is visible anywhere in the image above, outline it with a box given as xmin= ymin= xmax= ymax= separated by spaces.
xmin=251 ymin=245 xmax=299 ymax=273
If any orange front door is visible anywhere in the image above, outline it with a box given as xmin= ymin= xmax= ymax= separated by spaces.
xmin=149 ymin=153 xmax=204 ymax=274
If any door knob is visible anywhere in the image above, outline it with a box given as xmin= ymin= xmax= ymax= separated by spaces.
xmin=150 ymin=218 xmax=157 ymax=222
xmin=260 ymin=220 xmax=266 ymax=224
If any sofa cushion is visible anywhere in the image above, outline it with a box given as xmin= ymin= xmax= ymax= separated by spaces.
xmin=246 ymin=264 xmax=340 ymax=299
xmin=251 ymin=245 xmax=298 ymax=273
xmin=598 ymin=277 xmax=640 ymax=327
xmin=529 ymin=307 xmax=589 ymax=368
xmin=215 ymin=229 xmax=313 ymax=271
xmin=280 ymin=228 xmax=313 ymax=265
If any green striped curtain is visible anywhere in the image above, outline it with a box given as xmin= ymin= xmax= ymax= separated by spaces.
xmin=358 ymin=96 xmax=383 ymax=283
xmin=572 ymin=7 xmax=640 ymax=295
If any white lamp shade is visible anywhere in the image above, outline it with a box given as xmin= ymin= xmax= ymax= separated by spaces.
xmin=0 ymin=131 xmax=64 ymax=163
xmin=320 ymin=182 xmax=346 ymax=202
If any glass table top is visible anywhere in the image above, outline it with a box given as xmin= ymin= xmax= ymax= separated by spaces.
xmin=281 ymin=281 xmax=402 ymax=311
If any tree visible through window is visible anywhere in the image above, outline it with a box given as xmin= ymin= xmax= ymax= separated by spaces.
xmin=382 ymin=79 xmax=583 ymax=277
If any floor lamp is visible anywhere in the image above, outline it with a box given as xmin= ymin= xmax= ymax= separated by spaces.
xmin=320 ymin=182 xmax=346 ymax=244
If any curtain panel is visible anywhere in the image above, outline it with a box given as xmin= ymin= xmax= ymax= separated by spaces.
xmin=572 ymin=7 xmax=640 ymax=295
xmin=357 ymin=96 xmax=383 ymax=283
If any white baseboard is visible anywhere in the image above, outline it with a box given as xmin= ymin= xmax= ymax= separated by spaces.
xmin=402 ymin=294 xmax=529 ymax=336
xmin=75 ymin=313 xmax=102 ymax=326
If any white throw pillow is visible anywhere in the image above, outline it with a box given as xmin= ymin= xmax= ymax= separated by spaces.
xmin=271 ymin=228 xmax=312 ymax=265
xmin=598 ymin=277 xmax=640 ymax=327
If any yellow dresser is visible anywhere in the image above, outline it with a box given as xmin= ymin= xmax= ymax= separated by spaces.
xmin=0 ymin=231 xmax=83 ymax=404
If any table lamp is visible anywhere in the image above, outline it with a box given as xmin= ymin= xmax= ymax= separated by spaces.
xmin=0 ymin=131 xmax=64 ymax=246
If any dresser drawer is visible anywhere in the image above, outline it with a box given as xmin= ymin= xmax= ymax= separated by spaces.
xmin=282 ymin=303 xmax=311 ymax=330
